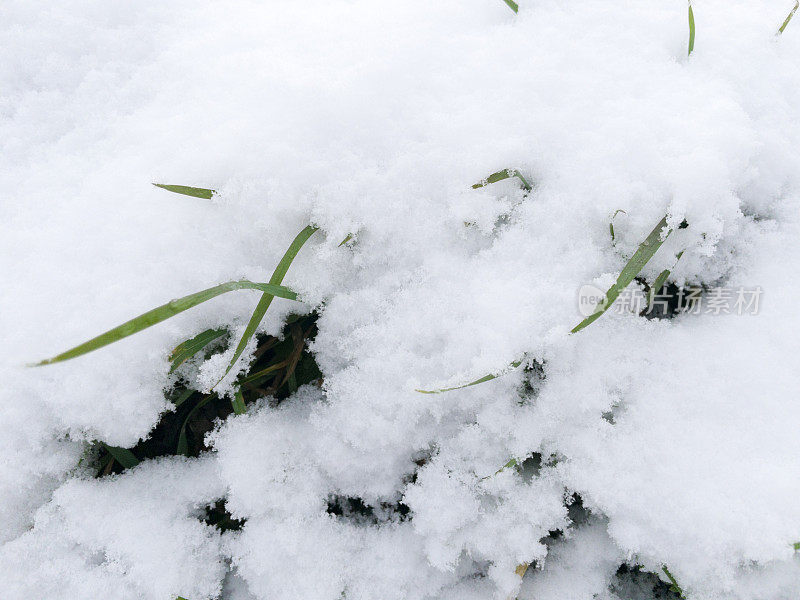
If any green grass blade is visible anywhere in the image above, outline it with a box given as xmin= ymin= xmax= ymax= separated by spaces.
xmin=33 ymin=281 xmax=298 ymax=366
xmin=153 ymin=183 xmax=215 ymax=199
xmin=102 ymin=443 xmax=139 ymax=469
xmin=571 ymin=215 xmax=670 ymax=333
xmin=688 ymin=1 xmax=696 ymax=56
xmin=661 ymin=566 xmax=685 ymax=598
xmin=416 ymin=359 xmax=522 ymax=394
xmin=169 ymin=328 xmax=227 ymax=373
xmin=177 ymin=394 xmax=214 ymax=456
xmin=172 ymin=388 xmax=195 ymax=408
xmin=793 ymin=542 xmax=800 ymax=551
xmin=231 ymin=389 xmax=246 ymax=415
xmin=472 ymin=169 xmax=532 ymax=192
xmin=500 ymin=0 xmax=519 ymax=13
xmin=221 ymin=225 xmax=318 ymax=382
xmin=338 ymin=233 xmax=354 ymax=247
xmin=645 ymin=250 xmax=685 ymax=310
xmin=778 ymin=0 xmax=799 ymax=34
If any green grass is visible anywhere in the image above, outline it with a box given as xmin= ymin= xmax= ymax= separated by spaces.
xmin=153 ymin=183 xmax=215 ymax=199
xmin=572 ymin=215 xmax=671 ymax=333
xmin=500 ymin=0 xmax=519 ymax=14
xmin=219 ymin=225 xmax=318 ymax=384
xmin=32 ymin=281 xmax=297 ymax=366
xmin=102 ymin=443 xmax=140 ymax=469
xmin=778 ymin=0 xmax=799 ymax=34
xmin=472 ymin=168 xmax=532 ymax=192
xmin=688 ymin=1 xmax=695 ymax=56
xmin=169 ymin=328 xmax=228 ymax=373
xmin=662 ymin=566 xmax=685 ymax=598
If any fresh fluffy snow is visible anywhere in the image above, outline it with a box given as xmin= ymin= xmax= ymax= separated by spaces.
xmin=2 ymin=0 xmax=800 ymax=598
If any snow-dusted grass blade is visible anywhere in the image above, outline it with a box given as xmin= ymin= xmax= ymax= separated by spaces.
xmin=661 ymin=566 xmax=685 ymax=598
xmin=102 ymin=443 xmax=139 ymax=469
xmin=33 ymin=281 xmax=298 ymax=366
xmin=415 ymin=359 xmax=522 ymax=394
xmin=221 ymin=225 xmax=318 ymax=382
xmin=231 ymin=389 xmax=246 ymax=415
xmin=609 ymin=209 xmax=627 ymax=243
xmin=778 ymin=0 xmax=799 ymax=34
xmin=338 ymin=233 xmax=354 ymax=247
xmin=169 ymin=328 xmax=227 ymax=373
xmin=153 ymin=183 xmax=215 ymax=199
xmin=572 ymin=215 xmax=670 ymax=333
xmin=688 ymin=1 xmax=696 ymax=56
xmin=472 ymin=169 xmax=532 ymax=192
xmin=500 ymin=0 xmax=519 ymax=13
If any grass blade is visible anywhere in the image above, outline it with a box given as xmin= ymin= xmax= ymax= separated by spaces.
xmin=171 ymin=388 xmax=195 ymax=408
xmin=500 ymin=0 xmax=519 ymax=13
xmin=221 ymin=225 xmax=318 ymax=382
xmin=102 ymin=443 xmax=139 ymax=469
xmin=778 ymin=0 xmax=799 ymax=34
xmin=177 ymin=394 xmax=214 ymax=456
xmin=34 ymin=281 xmax=298 ymax=366
xmin=472 ymin=169 xmax=532 ymax=192
xmin=688 ymin=1 xmax=696 ymax=56
xmin=662 ymin=566 xmax=685 ymax=598
xmin=153 ymin=183 xmax=215 ymax=199
xmin=416 ymin=359 xmax=522 ymax=394
xmin=571 ymin=215 xmax=670 ymax=333
xmin=231 ymin=389 xmax=246 ymax=415
xmin=169 ymin=328 xmax=227 ymax=373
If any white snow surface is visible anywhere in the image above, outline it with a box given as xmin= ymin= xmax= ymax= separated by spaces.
xmin=2 ymin=0 xmax=800 ymax=598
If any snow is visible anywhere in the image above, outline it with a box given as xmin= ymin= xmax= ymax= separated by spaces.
xmin=2 ymin=0 xmax=800 ymax=598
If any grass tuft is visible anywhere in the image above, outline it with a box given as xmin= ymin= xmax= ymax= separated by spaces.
xmin=32 ymin=281 xmax=297 ymax=366
xmin=153 ymin=183 xmax=215 ymax=199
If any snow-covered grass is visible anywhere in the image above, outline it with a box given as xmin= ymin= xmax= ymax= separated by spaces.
xmin=3 ymin=0 xmax=800 ymax=599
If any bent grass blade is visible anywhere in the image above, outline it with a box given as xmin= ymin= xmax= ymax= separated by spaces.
xmin=472 ymin=168 xmax=532 ymax=192
xmin=33 ymin=281 xmax=297 ymax=366
xmin=220 ymin=225 xmax=318 ymax=384
xmin=153 ymin=183 xmax=215 ymax=199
